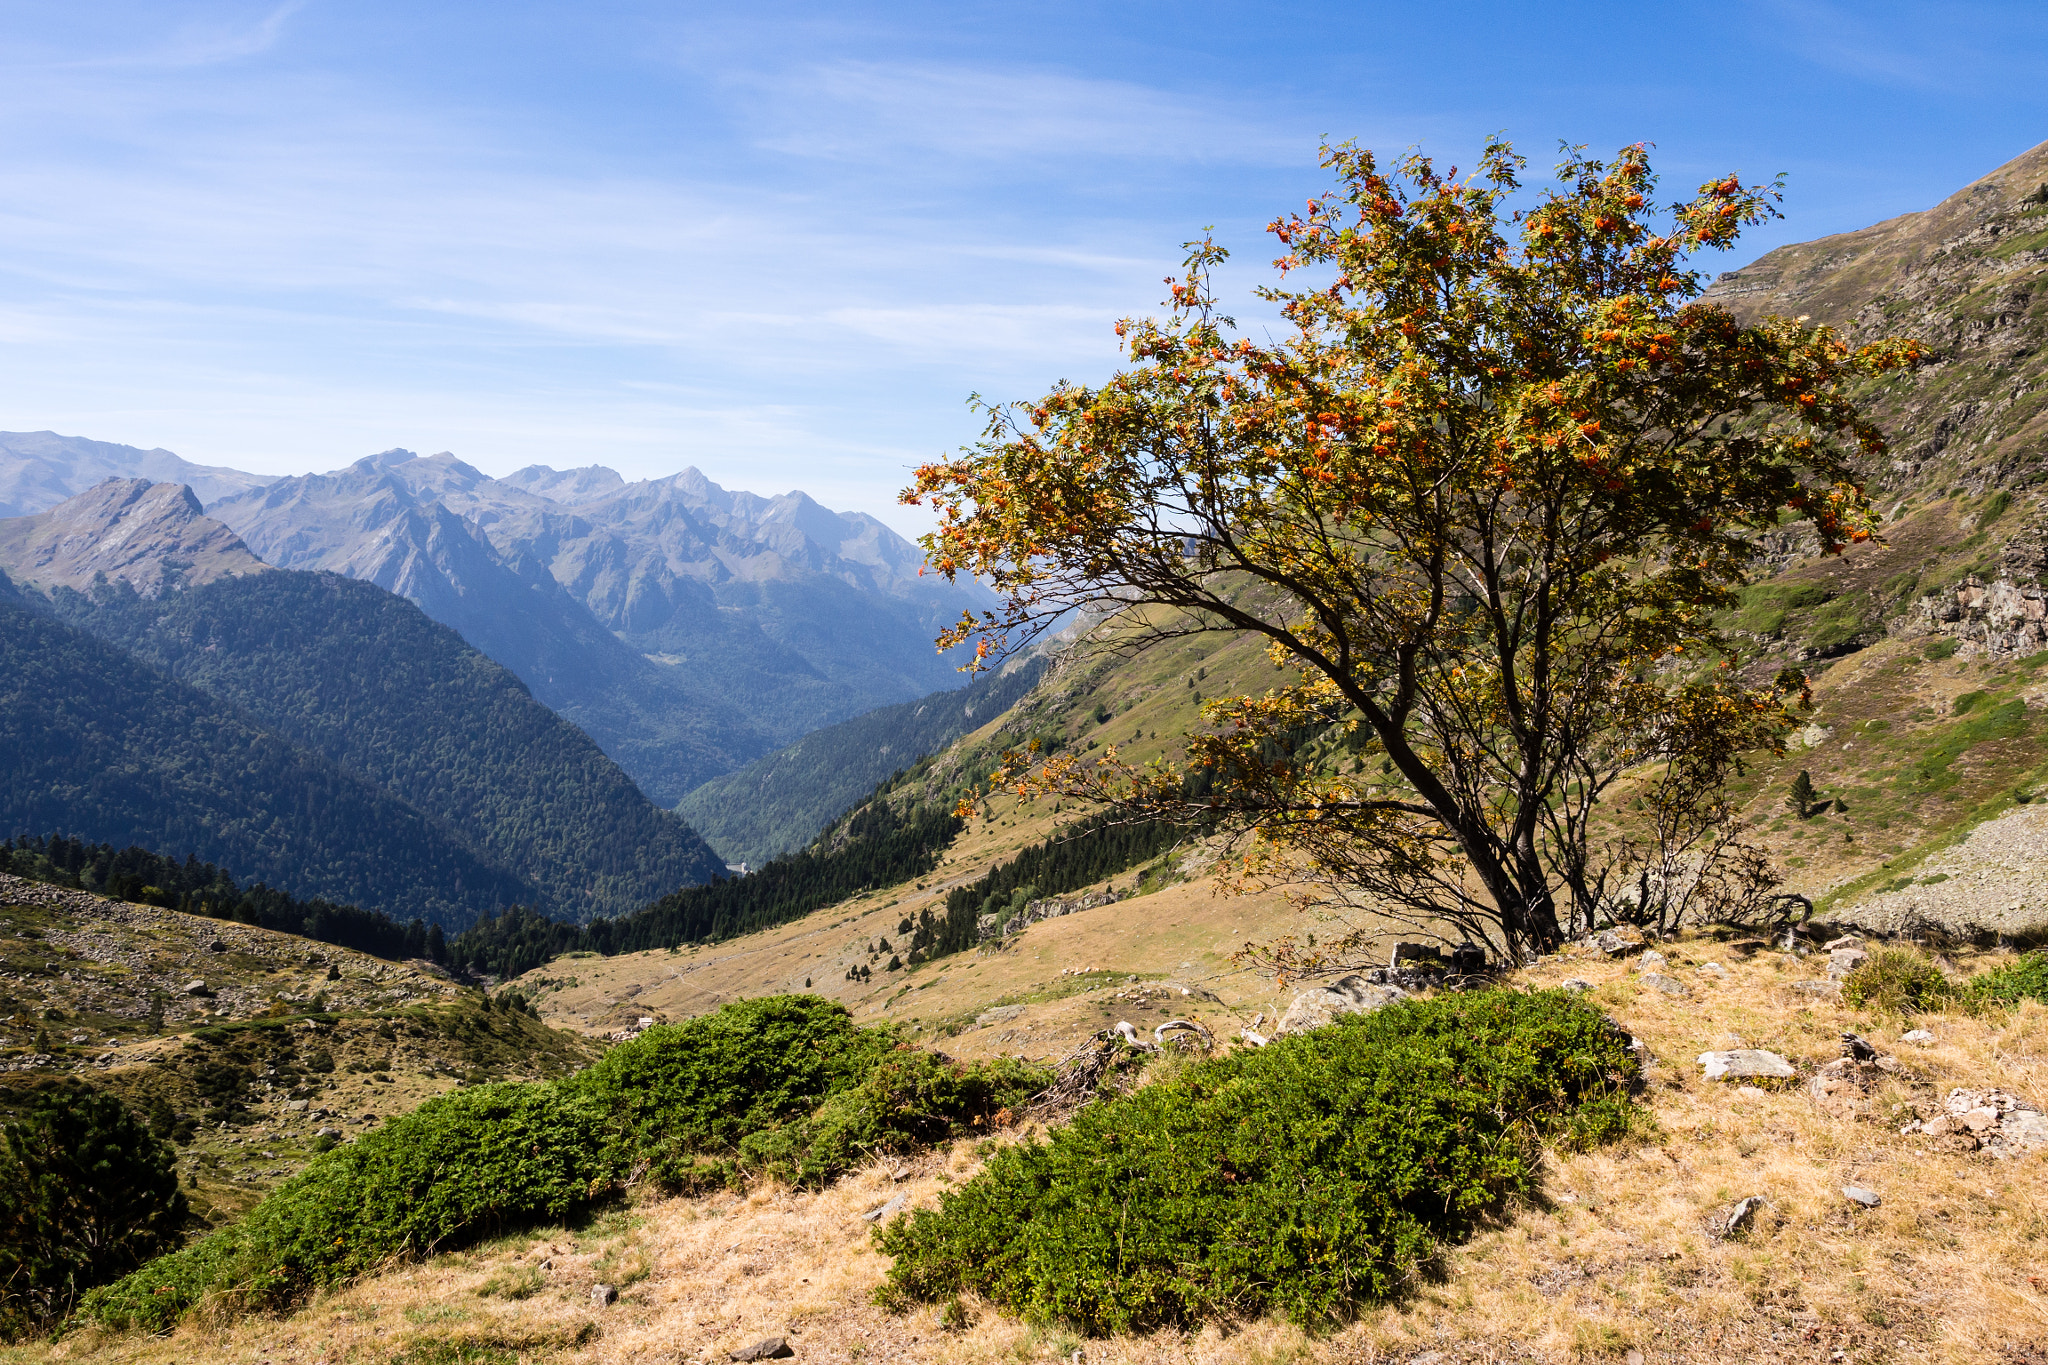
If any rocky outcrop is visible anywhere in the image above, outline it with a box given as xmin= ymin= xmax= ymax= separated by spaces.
xmin=0 ymin=478 xmax=268 ymax=597
xmin=1896 ymin=575 xmax=2048 ymax=658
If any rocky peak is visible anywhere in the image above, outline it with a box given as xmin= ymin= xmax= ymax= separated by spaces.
xmin=0 ymin=478 xmax=270 ymax=597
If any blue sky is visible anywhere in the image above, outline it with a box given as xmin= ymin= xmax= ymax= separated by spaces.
xmin=0 ymin=1 xmax=2042 ymax=533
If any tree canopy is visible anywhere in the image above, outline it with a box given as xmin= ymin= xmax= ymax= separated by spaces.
xmin=905 ymin=139 xmax=1923 ymax=958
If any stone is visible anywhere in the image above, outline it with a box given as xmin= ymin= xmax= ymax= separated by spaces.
xmin=1639 ymin=950 xmax=1668 ymax=969
xmin=861 ymin=1193 xmax=909 ymax=1223
xmin=1276 ymin=976 xmax=1407 ymax=1034
xmin=1961 ymin=1107 xmax=1999 ymax=1132
xmin=180 ymin=979 xmax=209 ymax=996
xmin=284 ymin=1100 xmax=309 ymax=1113
xmin=729 ymin=1338 xmax=794 ymax=1361
xmin=1696 ymin=962 xmax=1728 ymax=979
xmin=1827 ymin=947 xmax=1870 ymax=981
xmin=1842 ymin=1186 xmax=1882 ymax=1208
xmin=1640 ymin=972 xmax=1690 ymax=998
xmin=1997 ymin=1109 xmax=2048 ymax=1154
xmin=1390 ymin=942 xmax=1446 ymax=969
xmin=1588 ymin=928 xmax=1644 ymax=957
xmin=1699 ymin=1049 xmax=1795 ymax=1081
xmin=1901 ymin=1029 xmax=1936 ymax=1045
xmin=976 ymin=1005 xmax=1027 ymax=1028
xmin=1711 ymin=1195 xmax=1766 ymax=1238
xmin=1448 ymin=943 xmax=1485 ymax=974
xmin=1560 ymin=979 xmax=1592 ymax=992
xmin=1822 ymin=935 xmax=1864 ymax=952
xmin=591 ymin=1283 xmax=617 ymax=1307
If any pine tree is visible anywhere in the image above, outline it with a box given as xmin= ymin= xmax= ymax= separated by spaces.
xmin=1788 ymin=769 xmax=1817 ymax=819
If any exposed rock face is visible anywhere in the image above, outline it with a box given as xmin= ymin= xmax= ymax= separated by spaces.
xmin=1275 ymin=975 xmax=1407 ymax=1034
xmin=1847 ymin=799 xmax=2048 ymax=940
xmin=0 ymin=478 xmax=268 ymax=597
xmin=1898 ymin=574 xmax=2048 ymax=659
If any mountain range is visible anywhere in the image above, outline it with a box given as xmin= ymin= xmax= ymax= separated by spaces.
xmin=0 ymin=436 xmax=991 ymax=804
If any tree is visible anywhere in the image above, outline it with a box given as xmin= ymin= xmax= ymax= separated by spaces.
xmin=905 ymin=138 xmax=1922 ymax=960
xmin=1787 ymin=769 xmax=1817 ymax=819
xmin=0 ymin=1084 xmax=187 ymax=1330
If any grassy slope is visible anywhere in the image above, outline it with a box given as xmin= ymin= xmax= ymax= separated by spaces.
xmin=25 ymin=935 xmax=2044 ymax=1365
xmin=0 ymin=877 xmax=596 ymax=1228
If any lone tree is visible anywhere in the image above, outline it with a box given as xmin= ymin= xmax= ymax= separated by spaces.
xmin=905 ymin=139 xmax=1921 ymax=960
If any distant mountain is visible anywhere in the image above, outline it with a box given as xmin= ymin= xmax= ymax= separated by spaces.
xmin=206 ymin=449 xmax=992 ymax=777
xmin=0 ymin=478 xmax=268 ymax=597
xmin=0 ymin=430 xmax=274 ymax=518
xmin=199 ymin=454 xmax=768 ymax=801
xmin=45 ymin=569 xmax=728 ymax=920
xmin=0 ymin=569 xmax=533 ymax=925
xmin=677 ymin=656 xmax=1045 ymax=865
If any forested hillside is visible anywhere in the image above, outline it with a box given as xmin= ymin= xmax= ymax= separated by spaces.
xmin=677 ymin=657 xmax=1045 ymax=863
xmin=0 ymin=573 xmax=531 ymax=924
xmin=46 ymin=571 xmax=726 ymax=919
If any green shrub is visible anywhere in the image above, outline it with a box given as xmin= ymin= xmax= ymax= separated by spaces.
xmin=1841 ymin=948 xmax=1953 ymax=1014
xmin=1966 ymin=951 xmax=2048 ymax=1007
xmin=0 ymin=1084 xmax=188 ymax=1333
xmin=740 ymin=1051 xmax=1050 ymax=1188
xmin=1923 ymin=638 xmax=1959 ymax=661
xmin=876 ymin=989 xmax=1638 ymax=1333
xmin=565 ymin=994 xmax=898 ymax=1187
xmin=85 ymin=997 xmax=941 ymax=1332
xmin=85 ymin=1081 xmax=614 ymax=1330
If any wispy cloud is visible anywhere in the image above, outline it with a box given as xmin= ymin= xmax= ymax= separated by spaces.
xmin=735 ymin=58 xmax=1304 ymax=166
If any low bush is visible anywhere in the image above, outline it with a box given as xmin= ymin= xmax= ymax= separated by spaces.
xmin=876 ymin=989 xmax=1639 ymax=1333
xmin=1966 ymin=950 xmax=2048 ymax=1007
xmin=1841 ymin=948 xmax=1954 ymax=1014
xmin=739 ymin=1050 xmax=1050 ymax=1188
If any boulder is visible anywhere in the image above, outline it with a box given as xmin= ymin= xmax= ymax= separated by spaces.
xmin=1639 ymin=972 xmax=1690 ymax=998
xmin=1587 ymin=929 xmax=1644 ymax=957
xmin=1275 ymin=976 xmax=1407 ymax=1034
xmin=1638 ymin=950 xmax=1668 ymax=969
xmin=180 ymin=980 xmax=211 ymax=997
xmin=860 ymin=1193 xmax=909 ymax=1223
xmin=1827 ymin=947 xmax=1870 ymax=981
xmin=730 ymin=1338 xmax=794 ymax=1361
xmin=1901 ymin=1029 xmax=1936 ymax=1045
xmin=591 ymin=1283 xmax=617 ymax=1307
xmin=1843 ymin=1186 xmax=1882 ymax=1208
xmin=1699 ymin=1049 xmax=1795 ymax=1082
xmin=1899 ymin=1086 xmax=2048 ymax=1158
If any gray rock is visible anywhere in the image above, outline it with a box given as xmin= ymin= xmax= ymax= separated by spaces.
xmin=1699 ymin=1049 xmax=1795 ymax=1081
xmin=729 ymin=1338 xmax=794 ymax=1361
xmin=1276 ymin=975 xmax=1407 ymax=1034
xmin=1821 ymin=935 xmax=1864 ymax=952
xmin=1711 ymin=1195 xmax=1766 ymax=1238
xmin=975 ymin=1005 xmax=1027 ymax=1028
xmin=591 ymin=1283 xmax=617 ymax=1307
xmin=1560 ymin=979 xmax=1592 ymax=992
xmin=861 ymin=1193 xmax=909 ymax=1223
xmin=1639 ymin=972 xmax=1690 ymax=998
xmin=180 ymin=979 xmax=209 ymax=996
xmin=1827 ymin=947 xmax=1870 ymax=981
xmin=1901 ymin=1029 xmax=1936 ymax=1045
xmin=1588 ymin=930 xmax=1643 ymax=957
xmin=1998 ymin=1108 xmax=2048 ymax=1154
xmin=1842 ymin=1186 xmax=1882 ymax=1208
xmin=1639 ymin=950 xmax=1668 ymax=969
xmin=284 ymin=1099 xmax=309 ymax=1112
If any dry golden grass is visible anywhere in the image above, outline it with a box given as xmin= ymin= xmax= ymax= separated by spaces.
xmin=17 ymin=932 xmax=2043 ymax=1365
